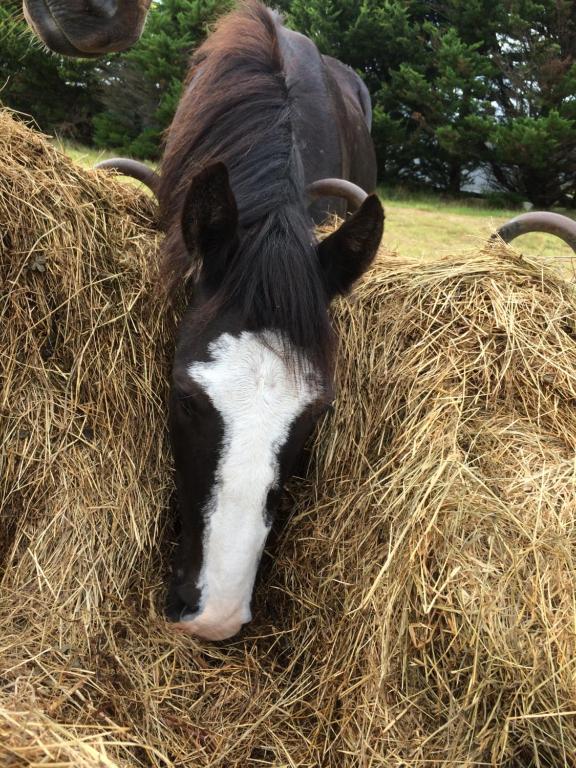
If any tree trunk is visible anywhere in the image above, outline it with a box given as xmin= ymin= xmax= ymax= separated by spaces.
xmin=448 ymin=161 xmax=461 ymax=195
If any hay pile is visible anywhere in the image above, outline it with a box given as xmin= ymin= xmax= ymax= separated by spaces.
xmin=2 ymin=110 xmax=576 ymax=766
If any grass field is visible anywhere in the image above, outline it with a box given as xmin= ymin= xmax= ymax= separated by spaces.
xmin=381 ymin=193 xmax=575 ymax=268
xmin=57 ymin=140 xmax=575 ymax=270
xmin=55 ymin=141 xmax=114 ymax=168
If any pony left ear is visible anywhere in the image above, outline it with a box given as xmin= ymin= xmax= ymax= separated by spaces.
xmin=318 ymin=195 xmax=384 ymax=297
xmin=181 ymin=162 xmax=239 ymax=285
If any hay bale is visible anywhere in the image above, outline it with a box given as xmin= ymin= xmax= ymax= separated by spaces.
xmin=2 ymin=109 xmax=576 ymax=766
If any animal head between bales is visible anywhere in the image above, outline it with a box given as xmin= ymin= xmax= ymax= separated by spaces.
xmin=166 ymin=162 xmax=384 ymax=641
xmin=23 ymin=0 xmax=152 ymax=56
xmin=93 ymin=0 xmax=384 ymax=641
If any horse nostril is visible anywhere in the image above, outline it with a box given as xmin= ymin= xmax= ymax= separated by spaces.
xmin=165 ymin=578 xmax=201 ymax=623
xmin=86 ymin=0 xmax=118 ymax=19
xmin=165 ymin=584 xmax=197 ymax=623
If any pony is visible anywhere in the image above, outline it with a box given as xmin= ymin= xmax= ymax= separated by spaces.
xmin=109 ymin=2 xmax=382 ymax=641
xmin=22 ymin=0 xmax=152 ymax=56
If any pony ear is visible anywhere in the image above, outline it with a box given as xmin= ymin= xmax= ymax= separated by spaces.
xmin=317 ymin=195 xmax=384 ymax=297
xmin=181 ymin=162 xmax=239 ymax=285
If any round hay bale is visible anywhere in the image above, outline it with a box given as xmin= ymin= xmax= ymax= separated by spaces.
xmin=2 ymin=110 xmax=576 ymax=766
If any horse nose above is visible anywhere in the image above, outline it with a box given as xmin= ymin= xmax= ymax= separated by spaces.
xmin=86 ymin=0 xmax=118 ymax=19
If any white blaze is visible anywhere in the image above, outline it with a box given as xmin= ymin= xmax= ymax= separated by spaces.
xmin=178 ymin=330 xmax=320 ymax=641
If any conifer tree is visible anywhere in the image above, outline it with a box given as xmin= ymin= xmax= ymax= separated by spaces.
xmin=481 ymin=0 xmax=576 ymax=206
xmin=93 ymin=0 xmax=232 ymax=158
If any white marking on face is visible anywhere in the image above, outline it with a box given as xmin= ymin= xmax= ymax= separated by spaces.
xmin=177 ymin=330 xmax=321 ymax=641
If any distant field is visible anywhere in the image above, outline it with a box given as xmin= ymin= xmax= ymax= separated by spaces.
xmin=56 ymin=140 xmax=575 ymax=270
xmin=379 ymin=189 xmax=576 ymax=268
xmin=53 ymin=139 xmax=158 ymax=191
xmin=54 ymin=139 xmax=125 ymax=168
xmin=384 ymin=200 xmax=574 ymax=267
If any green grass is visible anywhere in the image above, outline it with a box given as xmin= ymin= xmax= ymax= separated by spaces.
xmin=56 ymin=141 xmax=575 ymax=267
xmin=377 ymin=185 xmax=576 ymax=266
xmin=381 ymin=195 xmax=575 ymax=265
xmin=53 ymin=139 xmax=158 ymax=191
xmin=53 ymin=139 xmax=124 ymax=168
xmin=378 ymin=184 xmax=521 ymax=217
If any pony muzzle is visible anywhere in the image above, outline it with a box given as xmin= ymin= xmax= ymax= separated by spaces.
xmin=174 ymin=602 xmax=252 ymax=641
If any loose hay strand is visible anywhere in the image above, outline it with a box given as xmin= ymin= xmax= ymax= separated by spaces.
xmin=2 ymin=109 xmax=576 ymax=766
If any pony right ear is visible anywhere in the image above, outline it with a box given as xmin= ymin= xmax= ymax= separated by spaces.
xmin=180 ymin=162 xmax=239 ymax=285
xmin=317 ymin=194 xmax=384 ymax=297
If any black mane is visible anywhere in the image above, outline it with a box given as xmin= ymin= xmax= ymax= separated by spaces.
xmin=158 ymin=1 xmax=333 ymax=371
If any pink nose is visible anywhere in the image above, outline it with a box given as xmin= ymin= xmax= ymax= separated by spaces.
xmin=174 ymin=605 xmax=251 ymax=641
xmin=176 ymin=619 xmax=244 ymax=642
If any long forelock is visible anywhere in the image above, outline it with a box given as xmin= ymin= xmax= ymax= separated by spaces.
xmin=159 ymin=0 xmax=297 ymax=242
xmin=160 ymin=1 xmax=335 ymax=373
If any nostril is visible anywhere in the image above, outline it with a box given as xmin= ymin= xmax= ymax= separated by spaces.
xmin=165 ymin=592 xmax=185 ymax=623
xmin=86 ymin=0 xmax=118 ymax=19
xmin=165 ymin=579 xmax=201 ymax=622
xmin=165 ymin=588 xmax=197 ymax=623
xmin=166 ymin=598 xmax=200 ymax=623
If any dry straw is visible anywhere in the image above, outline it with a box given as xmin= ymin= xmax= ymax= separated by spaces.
xmin=1 ymin=109 xmax=576 ymax=766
